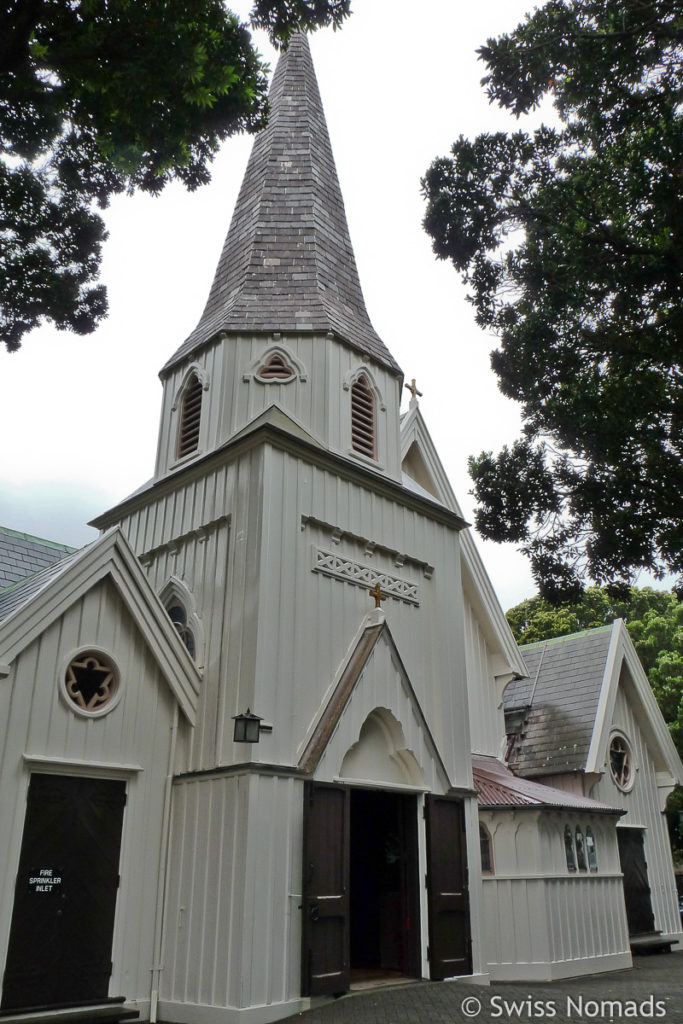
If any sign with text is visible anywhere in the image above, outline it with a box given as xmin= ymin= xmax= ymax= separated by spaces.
xmin=27 ymin=868 xmax=63 ymax=894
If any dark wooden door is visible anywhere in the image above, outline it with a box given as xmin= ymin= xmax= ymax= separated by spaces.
xmin=301 ymin=782 xmax=350 ymax=996
xmin=2 ymin=774 xmax=126 ymax=1011
xmin=425 ymin=795 xmax=471 ymax=979
xmin=617 ymin=827 xmax=656 ymax=935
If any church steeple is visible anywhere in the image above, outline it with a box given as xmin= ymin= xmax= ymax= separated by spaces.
xmin=162 ymin=33 xmax=401 ymax=377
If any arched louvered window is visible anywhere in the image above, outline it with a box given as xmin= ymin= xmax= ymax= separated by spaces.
xmin=256 ymin=352 xmax=295 ymax=381
xmin=350 ymin=374 xmax=376 ymax=459
xmin=177 ymin=373 xmax=203 ymax=458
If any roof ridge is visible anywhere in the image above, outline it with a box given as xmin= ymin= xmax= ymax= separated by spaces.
xmin=0 ymin=525 xmax=76 ymax=554
xmin=521 ymin=623 xmax=613 ymax=650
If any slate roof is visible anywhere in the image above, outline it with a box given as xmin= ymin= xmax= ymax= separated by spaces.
xmin=0 ymin=548 xmax=80 ymax=623
xmin=473 ymin=755 xmax=621 ymax=814
xmin=503 ymin=626 xmax=613 ymax=778
xmin=162 ymin=33 xmax=401 ymax=378
xmin=0 ymin=526 xmax=76 ymax=591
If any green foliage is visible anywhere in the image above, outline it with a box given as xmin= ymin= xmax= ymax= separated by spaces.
xmin=251 ymin=0 xmax=350 ymax=45
xmin=0 ymin=0 xmax=346 ymax=351
xmin=506 ymin=586 xmax=683 ymax=759
xmin=422 ymin=0 xmax=683 ymax=601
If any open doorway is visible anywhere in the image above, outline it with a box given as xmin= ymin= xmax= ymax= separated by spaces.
xmin=349 ymin=789 xmax=420 ymax=986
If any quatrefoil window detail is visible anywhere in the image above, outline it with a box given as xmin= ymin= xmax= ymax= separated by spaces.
xmin=65 ymin=653 xmax=118 ymax=713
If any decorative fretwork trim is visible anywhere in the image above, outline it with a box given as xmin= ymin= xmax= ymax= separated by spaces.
xmin=301 ymin=514 xmax=434 ymax=579
xmin=312 ymin=548 xmax=419 ymax=606
xmin=139 ymin=514 xmax=230 ymax=566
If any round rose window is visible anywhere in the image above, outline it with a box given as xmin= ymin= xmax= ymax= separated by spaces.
xmin=64 ymin=652 xmax=119 ymax=714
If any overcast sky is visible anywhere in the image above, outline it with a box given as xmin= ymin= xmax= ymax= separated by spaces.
xmin=0 ymin=1 xmax=548 ymax=609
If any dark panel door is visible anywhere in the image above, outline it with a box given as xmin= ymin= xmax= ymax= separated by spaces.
xmin=617 ymin=827 xmax=656 ymax=936
xmin=425 ymin=795 xmax=471 ymax=979
xmin=301 ymin=782 xmax=350 ymax=996
xmin=2 ymin=774 xmax=126 ymax=1011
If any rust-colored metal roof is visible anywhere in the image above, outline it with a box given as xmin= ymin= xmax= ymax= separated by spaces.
xmin=472 ymin=755 xmax=620 ymax=813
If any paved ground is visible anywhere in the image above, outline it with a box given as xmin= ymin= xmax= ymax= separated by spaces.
xmin=282 ymin=954 xmax=683 ymax=1024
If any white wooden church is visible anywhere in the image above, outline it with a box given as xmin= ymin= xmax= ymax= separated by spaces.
xmin=0 ymin=34 xmax=681 ymax=1024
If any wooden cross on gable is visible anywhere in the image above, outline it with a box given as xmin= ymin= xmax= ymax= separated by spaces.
xmin=405 ymin=378 xmax=423 ymax=401
xmin=369 ymin=582 xmax=387 ymax=609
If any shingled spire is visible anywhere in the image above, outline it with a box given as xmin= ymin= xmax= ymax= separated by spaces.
xmin=162 ymin=33 xmax=401 ymax=377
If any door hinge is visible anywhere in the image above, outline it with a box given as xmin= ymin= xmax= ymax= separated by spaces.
xmin=425 ymin=873 xmax=429 ymax=889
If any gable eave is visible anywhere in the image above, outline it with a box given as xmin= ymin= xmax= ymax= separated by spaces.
xmin=0 ymin=528 xmax=200 ymax=723
xmin=298 ymin=612 xmax=453 ymax=790
xmin=586 ymin=619 xmax=683 ymax=781
xmin=400 ymin=405 xmax=526 ymax=678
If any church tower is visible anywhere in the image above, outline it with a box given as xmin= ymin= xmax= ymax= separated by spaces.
xmin=93 ymin=34 xmax=478 ymax=1016
xmin=153 ymin=33 xmax=404 ymax=483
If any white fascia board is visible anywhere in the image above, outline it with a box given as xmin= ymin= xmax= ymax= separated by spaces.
xmin=585 ymin=619 xmax=683 ymax=781
xmin=400 ymin=405 xmax=526 ymax=678
xmin=0 ymin=527 xmax=200 ymax=723
xmin=585 ymin=621 xmax=622 ymax=774
xmin=618 ymin=622 xmax=683 ymax=781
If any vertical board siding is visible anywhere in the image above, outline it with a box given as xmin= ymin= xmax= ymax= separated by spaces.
xmin=156 ymin=336 xmax=402 ymax=483
xmin=0 ymin=579 xmax=177 ymax=1007
xmin=253 ymin=448 xmax=469 ymax=784
xmin=481 ymin=811 xmax=629 ymax=979
xmin=482 ymin=877 xmax=629 ymax=976
xmin=161 ymin=774 xmax=303 ymax=1012
xmin=592 ymin=685 xmax=681 ymax=938
xmin=463 ymin=597 xmax=505 ymax=757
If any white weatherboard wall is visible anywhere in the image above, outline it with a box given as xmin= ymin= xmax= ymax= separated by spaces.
xmin=160 ymin=772 xmax=306 ymax=1024
xmin=591 ymin=681 xmax=683 ymax=943
xmin=0 ymin=579 xmax=181 ymax=1016
xmin=253 ymin=445 xmax=470 ymax=782
xmin=480 ymin=810 xmax=630 ymax=981
xmin=464 ymin=594 xmax=506 ymax=758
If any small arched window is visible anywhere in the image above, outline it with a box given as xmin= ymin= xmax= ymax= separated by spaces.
xmin=167 ymin=601 xmax=196 ymax=659
xmin=479 ymin=823 xmax=494 ymax=874
xmin=586 ymin=827 xmax=598 ymax=871
xmin=177 ymin=373 xmax=203 ymax=458
xmin=564 ymin=825 xmax=576 ymax=871
xmin=350 ymin=374 xmax=376 ymax=459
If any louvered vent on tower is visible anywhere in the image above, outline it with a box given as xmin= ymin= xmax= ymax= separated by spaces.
xmin=351 ymin=375 xmax=376 ymax=459
xmin=177 ymin=374 xmax=203 ymax=458
xmin=256 ymin=352 xmax=295 ymax=381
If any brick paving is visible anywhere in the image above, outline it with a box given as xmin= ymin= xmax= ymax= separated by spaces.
xmin=282 ymin=954 xmax=683 ymax=1024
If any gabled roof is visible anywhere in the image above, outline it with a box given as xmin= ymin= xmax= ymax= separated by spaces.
xmin=162 ymin=33 xmax=401 ymax=378
xmin=298 ymin=611 xmax=453 ymax=793
xmin=473 ymin=755 xmax=622 ymax=814
xmin=400 ymin=402 xmax=527 ymax=680
xmin=0 ymin=528 xmax=201 ymax=722
xmin=504 ymin=626 xmax=612 ymax=776
xmin=0 ymin=525 xmax=76 ymax=590
xmin=504 ymin=622 xmax=683 ymax=784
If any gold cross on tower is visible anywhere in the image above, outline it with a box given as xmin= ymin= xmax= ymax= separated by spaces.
xmin=369 ymin=582 xmax=387 ymax=609
xmin=405 ymin=378 xmax=423 ymax=400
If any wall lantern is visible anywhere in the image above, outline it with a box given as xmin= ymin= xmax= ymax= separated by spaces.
xmin=233 ymin=708 xmax=272 ymax=743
